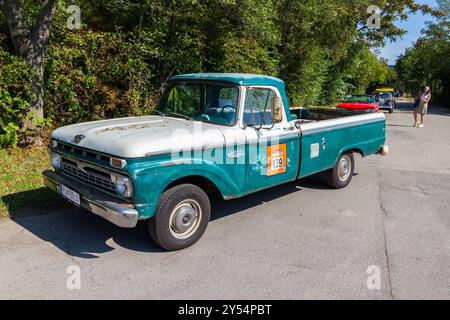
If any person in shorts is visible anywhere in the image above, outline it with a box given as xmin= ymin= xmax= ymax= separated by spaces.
xmin=414 ymin=86 xmax=432 ymax=128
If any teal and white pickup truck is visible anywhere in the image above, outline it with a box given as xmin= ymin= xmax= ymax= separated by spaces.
xmin=43 ymin=73 xmax=388 ymax=250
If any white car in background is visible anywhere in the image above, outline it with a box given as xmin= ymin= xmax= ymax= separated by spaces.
xmin=376 ymin=92 xmax=395 ymax=113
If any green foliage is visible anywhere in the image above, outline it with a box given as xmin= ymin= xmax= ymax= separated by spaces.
xmin=44 ymin=29 xmax=155 ymax=125
xmin=396 ymin=0 xmax=450 ymax=105
xmin=1 ymin=0 xmax=443 ymax=149
xmin=0 ymin=40 xmax=32 ymax=148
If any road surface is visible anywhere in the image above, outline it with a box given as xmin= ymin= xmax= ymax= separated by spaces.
xmin=1 ymin=102 xmax=449 ymax=299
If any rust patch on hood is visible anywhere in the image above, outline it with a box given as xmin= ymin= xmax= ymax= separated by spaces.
xmin=97 ymin=123 xmax=154 ymax=133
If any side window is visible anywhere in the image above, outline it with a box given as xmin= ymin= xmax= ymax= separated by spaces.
xmin=243 ymin=88 xmax=280 ymax=127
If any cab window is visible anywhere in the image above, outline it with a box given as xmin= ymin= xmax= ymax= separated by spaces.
xmin=243 ymin=88 xmax=280 ymax=127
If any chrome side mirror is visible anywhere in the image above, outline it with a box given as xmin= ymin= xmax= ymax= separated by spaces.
xmin=272 ymin=96 xmax=283 ymax=123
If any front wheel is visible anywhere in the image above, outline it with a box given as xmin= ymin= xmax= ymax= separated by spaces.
xmin=148 ymin=184 xmax=211 ymax=251
xmin=324 ymin=152 xmax=355 ymax=189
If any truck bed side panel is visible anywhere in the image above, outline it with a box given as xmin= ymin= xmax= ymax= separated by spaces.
xmin=298 ymin=113 xmax=386 ymax=178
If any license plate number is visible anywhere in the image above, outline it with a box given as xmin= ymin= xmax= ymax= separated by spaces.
xmin=60 ymin=184 xmax=81 ymax=206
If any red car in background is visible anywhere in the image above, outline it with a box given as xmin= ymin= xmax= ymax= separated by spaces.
xmin=337 ymin=94 xmax=379 ymax=113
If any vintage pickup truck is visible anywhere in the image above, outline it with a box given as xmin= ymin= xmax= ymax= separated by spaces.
xmin=43 ymin=73 xmax=388 ymax=250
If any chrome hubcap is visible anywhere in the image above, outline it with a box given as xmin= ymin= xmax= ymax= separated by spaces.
xmin=169 ymin=199 xmax=201 ymax=239
xmin=338 ymin=155 xmax=351 ymax=182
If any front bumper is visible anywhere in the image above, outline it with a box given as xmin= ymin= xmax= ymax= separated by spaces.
xmin=43 ymin=170 xmax=139 ymax=228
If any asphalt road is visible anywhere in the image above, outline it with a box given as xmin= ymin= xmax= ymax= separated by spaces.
xmin=1 ymin=101 xmax=449 ymax=299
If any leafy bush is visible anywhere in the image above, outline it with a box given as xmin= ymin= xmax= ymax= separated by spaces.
xmin=0 ymin=0 xmax=406 ymax=149
xmin=0 ymin=41 xmax=32 ymax=148
xmin=44 ymin=29 xmax=156 ymax=126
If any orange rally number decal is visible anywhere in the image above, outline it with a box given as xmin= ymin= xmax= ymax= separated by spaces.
xmin=267 ymin=144 xmax=287 ymax=176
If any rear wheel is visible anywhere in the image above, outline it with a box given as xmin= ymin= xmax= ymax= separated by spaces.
xmin=324 ymin=152 xmax=355 ymax=189
xmin=148 ymin=184 xmax=211 ymax=251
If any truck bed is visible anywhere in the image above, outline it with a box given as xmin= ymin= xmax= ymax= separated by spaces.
xmin=290 ymin=108 xmax=386 ymax=179
xmin=290 ymin=107 xmax=374 ymax=123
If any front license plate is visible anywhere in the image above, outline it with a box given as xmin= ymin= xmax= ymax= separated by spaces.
xmin=60 ymin=184 xmax=81 ymax=206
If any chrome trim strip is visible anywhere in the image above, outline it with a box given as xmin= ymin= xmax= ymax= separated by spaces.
xmin=59 ymin=153 xmax=130 ymax=179
xmin=61 ymin=155 xmax=115 ymax=176
xmin=54 ymin=146 xmax=126 ymax=173
xmin=300 ymin=113 xmax=386 ymax=135
xmin=145 ymin=142 xmax=247 ymax=157
xmin=53 ymin=140 xmax=114 ymax=159
xmin=245 ymin=132 xmax=299 ymax=145
xmin=143 ymin=132 xmax=299 ymax=157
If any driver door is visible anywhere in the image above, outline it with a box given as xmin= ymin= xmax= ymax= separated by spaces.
xmin=242 ymin=86 xmax=299 ymax=193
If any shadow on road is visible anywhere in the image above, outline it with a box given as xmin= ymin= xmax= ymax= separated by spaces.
xmin=2 ymin=187 xmax=70 ymax=219
xmin=9 ymin=174 xmax=332 ymax=258
xmin=211 ymin=173 xmax=330 ymax=221
xmin=386 ymin=124 xmax=415 ymax=128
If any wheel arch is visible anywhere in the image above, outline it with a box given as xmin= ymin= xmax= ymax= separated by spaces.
xmin=344 ymin=148 xmax=364 ymax=157
xmin=164 ymin=175 xmax=224 ymax=201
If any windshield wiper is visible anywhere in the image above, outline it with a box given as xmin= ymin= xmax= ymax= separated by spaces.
xmin=167 ymin=112 xmax=195 ymax=122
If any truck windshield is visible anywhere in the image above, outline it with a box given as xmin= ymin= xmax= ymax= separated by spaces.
xmin=157 ymin=82 xmax=239 ymax=125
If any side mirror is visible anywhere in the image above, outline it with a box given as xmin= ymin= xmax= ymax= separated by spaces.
xmin=272 ymin=96 xmax=283 ymax=123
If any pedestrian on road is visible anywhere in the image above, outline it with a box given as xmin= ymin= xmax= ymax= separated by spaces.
xmin=414 ymin=87 xmax=432 ymax=128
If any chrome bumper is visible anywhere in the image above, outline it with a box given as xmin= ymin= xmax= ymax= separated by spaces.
xmin=43 ymin=170 xmax=138 ymax=228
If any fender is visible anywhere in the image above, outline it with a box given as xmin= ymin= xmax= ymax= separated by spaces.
xmin=127 ymin=155 xmax=242 ymax=218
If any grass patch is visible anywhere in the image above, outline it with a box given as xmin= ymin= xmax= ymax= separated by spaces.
xmin=0 ymin=147 xmax=69 ymax=219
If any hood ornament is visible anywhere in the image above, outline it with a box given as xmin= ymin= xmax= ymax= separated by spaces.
xmin=73 ymin=135 xmax=85 ymax=144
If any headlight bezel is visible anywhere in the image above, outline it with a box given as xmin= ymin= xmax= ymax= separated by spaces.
xmin=112 ymin=174 xmax=133 ymax=199
xmin=51 ymin=152 xmax=62 ymax=169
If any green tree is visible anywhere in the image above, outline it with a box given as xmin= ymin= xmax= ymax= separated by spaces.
xmin=396 ymin=0 xmax=450 ymax=104
xmin=0 ymin=0 xmax=57 ymax=145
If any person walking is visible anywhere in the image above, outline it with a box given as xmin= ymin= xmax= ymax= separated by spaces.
xmin=414 ymin=87 xmax=432 ymax=128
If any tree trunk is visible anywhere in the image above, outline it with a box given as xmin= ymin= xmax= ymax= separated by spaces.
xmin=0 ymin=0 xmax=57 ymax=146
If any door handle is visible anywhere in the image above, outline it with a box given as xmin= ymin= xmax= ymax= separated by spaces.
xmin=283 ymin=126 xmax=295 ymax=131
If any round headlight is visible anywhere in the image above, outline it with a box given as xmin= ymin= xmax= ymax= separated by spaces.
xmin=115 ymin=177 xmax=129 ymax=197
xmin=51 ymin=153 xmax=61 ymax=169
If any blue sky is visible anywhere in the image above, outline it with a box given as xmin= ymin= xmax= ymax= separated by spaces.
xmin=379 ymin=0 xmax=438 ymax=64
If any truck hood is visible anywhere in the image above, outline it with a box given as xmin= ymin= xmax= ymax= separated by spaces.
xmin=51 ymin=116 xmax=228 ymax=158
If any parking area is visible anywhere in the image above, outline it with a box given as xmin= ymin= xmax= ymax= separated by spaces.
xmin=0 ymin=101 xmax=449 ymax=299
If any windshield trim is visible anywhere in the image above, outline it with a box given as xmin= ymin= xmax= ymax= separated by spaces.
xmin=157 ymin=80 xmax=241 ymax=127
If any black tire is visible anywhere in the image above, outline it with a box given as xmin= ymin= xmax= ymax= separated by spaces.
xmin=148 ymin=184 xmax=211 ymax=251
xmin=389 ymin=108 xmax=394 ymax=114
xmin=324 ymin=152 xmax=355 ymax=189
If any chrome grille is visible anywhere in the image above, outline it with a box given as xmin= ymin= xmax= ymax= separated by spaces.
xmin=56 ymin=141 xmax=110 ymax=163
xmin=61 ymin=158 xmax=116 ymax=194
